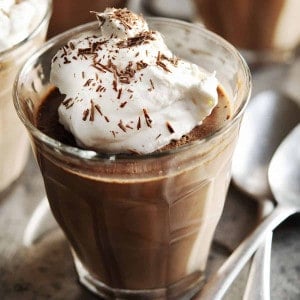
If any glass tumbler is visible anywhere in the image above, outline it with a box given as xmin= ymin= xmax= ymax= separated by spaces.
xmin=14 ymin=18 xmax=251 ymax=299
xmin=194 ymin=0 xmax=300 ymax=65
xmin=0 ymin=0 xmax=52 ymax=193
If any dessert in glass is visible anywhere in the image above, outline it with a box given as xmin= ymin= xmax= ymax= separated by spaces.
xmin=194 ymin=0 xmax=300 ymax=64
xmin=14 ymin=8 xmax=251 ymax=299
xmin=0 ymin=0 xmax=52 ymax=193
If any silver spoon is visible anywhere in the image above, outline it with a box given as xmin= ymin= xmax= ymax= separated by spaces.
xmin=199 ymin=127 xmax=300 ymax=298
xmin=232 ymin=90 xmax=300 ymax=300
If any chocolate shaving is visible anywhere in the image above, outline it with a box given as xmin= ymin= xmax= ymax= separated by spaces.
xmin=150 ymin=79 xmax=154 ymax=90
xmin=118 ymin=120 xmax=127 ymax=132
xmin=92 ymin=64 xmax=107 ymax=73
xmin=120 ymin=101 xmax=127 ymax=108
xmin=78 ymin=47 xmax=93 ymax=55
xmin=91 ymin=40 xmax=108 ymax=52
xmin=166 ymin=122 xmax=175 ymax=134
xmin=95 ymin=104 xmax=103 ymax=115
xmin=89 ymin=100 xmax=95 ymax=121
xmin=63 ymin=57 xmax=71 ymax=64
xmin=112 ymin=80 xmax=118 ymax=91
xmin=62 ymin=98 xmax=73 ymax=106
xmin=69 ymin=42 xmax=75 ymax=50
xmin=117 ymin=31 xmax=155 ymax=48
xmin=62 ymin=46 xmax=67 ymax=56
xmin=143 ymin=109 xmax=152 ymax=128
xmin=136 ymin=61 xmax=148 ymax=70
xmin=137 ymin=117 xmax=141 ymax=130
xmin=96 ymin=62 xmax=113 ymax=73
xmin=117 ymin=88 xmax=122 ymax=99
xmin=84 ymin=79 xmax=93 ymax=87
xmin=96 ymin=85 xmax=105 ymax=92
xmin=119 ymin=75 xmax=130 ymax=84
xmin=82 ymin=109 xmax=89 ymax=121
xmin=156 ymin=52 xmax=171 ymax=72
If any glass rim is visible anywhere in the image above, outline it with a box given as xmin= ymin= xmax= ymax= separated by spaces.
xmin=0 ymin=0 xmax=53 ymax=57
xmin=13 ymin=17 xmax=252 ymax=161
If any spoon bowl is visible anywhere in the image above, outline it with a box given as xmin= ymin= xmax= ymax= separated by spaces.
xmin=269 ymin=125 xmax=300 ymax=207
xmin=200 ymin=127 xmax=300 ymax=299
xmin=233 ymin=90 xmax=300 ymax=199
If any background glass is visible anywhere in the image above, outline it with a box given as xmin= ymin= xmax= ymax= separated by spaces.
xmin=14 ymin=18 xmax=251 ymax=299
xmin=0 ymin=0 xmax=52 ymax=193
xmin=194 ymin=0 xmax=300 ymax=65
xmin=48 ymin=0 xmax=126 ymax=37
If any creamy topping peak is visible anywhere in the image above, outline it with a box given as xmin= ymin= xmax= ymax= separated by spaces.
xmin=50 ymin=8 xmax=219 ymax=154
xmin=94 ymin=8 xmax=148 ymax=39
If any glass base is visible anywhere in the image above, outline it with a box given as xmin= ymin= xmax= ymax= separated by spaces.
xmin=72 ymin=251 xmax=205 ymax=299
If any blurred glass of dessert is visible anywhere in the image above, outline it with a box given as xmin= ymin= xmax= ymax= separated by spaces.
xmin=194 ymin=0 xmax=300 ymax=64
xmin=0 ymin=0 xmax=52 ymax=193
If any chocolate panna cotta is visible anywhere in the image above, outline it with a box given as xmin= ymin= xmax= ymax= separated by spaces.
xmin=40 ymin=17 xmax=230 ymax=151
xmin=27 ymin=7 xmax=243 ymax=298
xmin=35 ymin=85 xmax=232 ymax=290
xmin=49 ymin=8 xmax=224 ymax=155
xmin=36 ymin=86 xmax=231 ymax=153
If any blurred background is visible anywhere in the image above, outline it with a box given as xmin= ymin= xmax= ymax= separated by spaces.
xmin=48 ymin=0 xmax=197 ymax=37
xmin=49 ymin=0 xmax=300 ymax=65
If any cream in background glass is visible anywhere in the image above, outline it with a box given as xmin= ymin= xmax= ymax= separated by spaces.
xmin=195 ymin=0 xmax=300 ymax=64
xmin=0 ymin=0 xmax=52 ymax=192
xmin=14 ymin=17 xmax=251 ymax=299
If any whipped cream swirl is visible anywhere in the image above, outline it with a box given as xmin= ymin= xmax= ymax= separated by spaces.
xmin=0 ymin=0 xmax=47 ymax=51
xmin=50 ymin=8 xmax=219 ymax=154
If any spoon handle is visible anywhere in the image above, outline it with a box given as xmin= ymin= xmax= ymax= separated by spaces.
xmin=199 ymin=204 xmax=296 ymax=300
xmin=243 ymin=199 xmax=274 ymax=300
xmin=243 ymin=232 xmax=272 ymax=300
